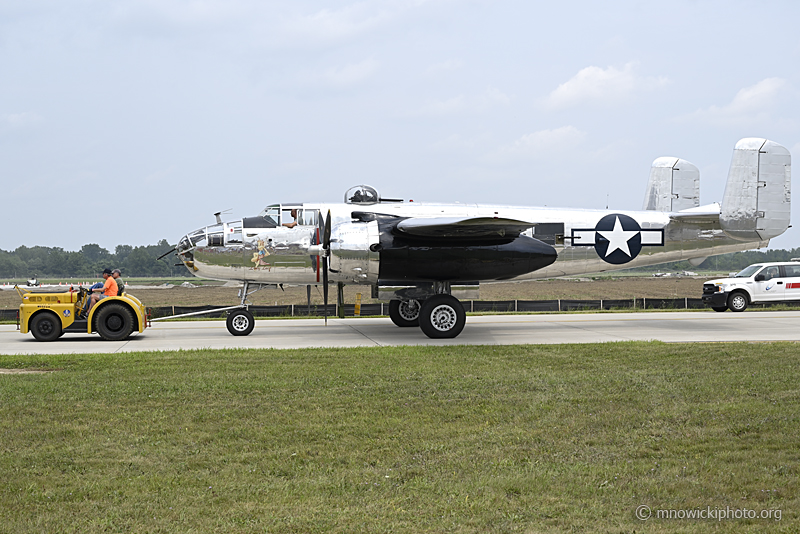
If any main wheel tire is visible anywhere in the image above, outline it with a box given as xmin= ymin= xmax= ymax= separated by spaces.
xmin=419 ymin=295 xmax=466 ymax=339
xmin=727 ymin=291 xmax=749 ymax=312
xmin=389 ymin=299 xmax=421 ymax=327
xmin=30 ymin=312 xmax=62 ymax=342
xmin=95 ymin=303 xmax=134 ymax=341
xmin=226 ymin=309 xmax=255 ymax=336
xmin=711 ymin=306 xmax=727 ymax=312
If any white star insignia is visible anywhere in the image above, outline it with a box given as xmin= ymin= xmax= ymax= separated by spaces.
xmin=597 ymin=216 xmax=639 ymax=258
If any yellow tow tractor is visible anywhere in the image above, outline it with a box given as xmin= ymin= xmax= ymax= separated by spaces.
xmin=16 ymin=285 xmax=148 ymax=341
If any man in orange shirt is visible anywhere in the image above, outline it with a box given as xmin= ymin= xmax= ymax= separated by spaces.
xmin=88 ymin=268 xmax=118 ymax=312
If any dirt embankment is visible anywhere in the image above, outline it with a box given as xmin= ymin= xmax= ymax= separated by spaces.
xmin=0 ymin=277 xmax=705 ymax=309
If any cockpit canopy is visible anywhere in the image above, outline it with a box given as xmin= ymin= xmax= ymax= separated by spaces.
xmin=345 ymin=185 xmax=379 ymax=205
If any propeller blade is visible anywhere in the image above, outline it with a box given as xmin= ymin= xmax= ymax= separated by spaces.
xmin=323 ymin=210 xmax=332 ymax=249
xmin=157 ymin=247 xmax=176 ymax=261
xmin=323 ymin=256 xmax=329 ymax=325
xmin=321 ymin=209 xmax=332 ymax=325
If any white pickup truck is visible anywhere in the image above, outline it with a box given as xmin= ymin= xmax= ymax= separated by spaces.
xmin=702 ymin=261 xmax=800 ymax=312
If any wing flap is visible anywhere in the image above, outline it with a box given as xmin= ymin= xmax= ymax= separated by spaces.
xmin=395 ymin=217 xmax=534 ymax=238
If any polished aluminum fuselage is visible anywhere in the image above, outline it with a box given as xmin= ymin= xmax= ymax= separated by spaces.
xmin=177 ymin=201 xmax=766 ymax=285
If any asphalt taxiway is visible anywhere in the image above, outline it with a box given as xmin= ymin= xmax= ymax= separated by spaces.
xmin=2 ymin=310 xmax=800 ymax=355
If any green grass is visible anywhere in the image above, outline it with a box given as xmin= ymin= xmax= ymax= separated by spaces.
xmin=1 ymin=343 xmax=798 ymax=533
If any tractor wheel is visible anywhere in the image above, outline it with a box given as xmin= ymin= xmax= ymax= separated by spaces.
xmin=30 ymin=312 xmax=62 ymax=342
xmin=95 ymin=303 xmax=135 ymax=341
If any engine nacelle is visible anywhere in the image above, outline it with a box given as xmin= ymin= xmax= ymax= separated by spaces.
xmin=360 ymin=215 xmax=558 ymax=283
xmin=329 ymin=220 xmax=381 ymax=284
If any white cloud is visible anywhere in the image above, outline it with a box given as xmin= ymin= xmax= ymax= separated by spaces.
xmin=2 ymin=112 xmax=43 ymax=128
xmin=430 ymin=132 xmax=493 ymax=152
xmin=280 ymin=2 xmax=400 ymax=44
xmin=320 ymin=57 xmax=381 ymax=87
xmin=545 ymin=63 xmax=668 ymax=110
xmin=416 ymin=87 xmax=510 ymax=116
xmin=493 ymin=126 xmax=586 ymax=160
xmin=680 ymin=78 xmax=789 ymax=124
xmin=427 ymin=59 xmax=464 ymax=73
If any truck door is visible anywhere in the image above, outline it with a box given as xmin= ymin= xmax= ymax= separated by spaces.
xmin=753 ymin=265 xmax=785 ymax=302
xmin=782 ymin=264 xmax=800 ymax=301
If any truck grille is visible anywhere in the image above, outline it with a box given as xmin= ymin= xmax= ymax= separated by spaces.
xmin=702 ymin=283 xmax=718 ymax=295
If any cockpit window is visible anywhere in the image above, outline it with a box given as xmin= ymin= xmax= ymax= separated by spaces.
xmin=345 ymin=185 xmax=379 ymax=204
xmin=299 ymin=209 xmax=318 ymax=226
xmin=257 ymin=206 xmax=280 ymax=226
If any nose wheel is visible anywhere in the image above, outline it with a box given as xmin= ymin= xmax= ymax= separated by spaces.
xmin=227 ymin=308 xmax=255 ymax=336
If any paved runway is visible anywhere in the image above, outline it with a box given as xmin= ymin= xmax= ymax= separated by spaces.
xmin=3 ymin=310 xmax=800 ymax=355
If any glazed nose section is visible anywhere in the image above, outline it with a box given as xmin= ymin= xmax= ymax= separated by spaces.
xmin=176 ymin=227 xmax=208 ymax=254
xmin=177 ymin=221 xmax=239 ymax=253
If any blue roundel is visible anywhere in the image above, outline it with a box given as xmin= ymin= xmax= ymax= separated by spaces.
xmin=594 ymin=213 xmax=642 ymax=264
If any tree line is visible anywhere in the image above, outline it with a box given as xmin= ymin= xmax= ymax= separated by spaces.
xmin=1 ymin=241 xmax=800 ymax=279
xmin=0 ymin=240 xmax=184 ymax=279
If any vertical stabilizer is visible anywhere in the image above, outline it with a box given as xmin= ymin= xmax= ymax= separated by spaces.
xmin=720 ymin=138 xmax=791 ymax=241
xmin=643 ymin=157 xmax=700 ymax=211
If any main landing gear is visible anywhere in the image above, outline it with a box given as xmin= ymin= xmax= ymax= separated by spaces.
xmin=389 ymin=295 xmax=466 ymax=339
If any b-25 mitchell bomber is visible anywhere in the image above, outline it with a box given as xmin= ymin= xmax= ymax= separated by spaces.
xmin=174 ymin=138 xmax=791 ymax=339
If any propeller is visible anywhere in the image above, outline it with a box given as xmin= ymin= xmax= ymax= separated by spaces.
xmin=156 ymin=247 xmax=176 ymax=261
xmin=322 ymin=210 xmax=332 ymax=325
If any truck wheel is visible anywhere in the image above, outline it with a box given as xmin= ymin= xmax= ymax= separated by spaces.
xmin=226 ymin=309 xmax=254 ymax=336
xmin=389 ymin=299 xmax=421 ymax=327
xmin=727 ymin=291 xmax=748 ymax=312
xmin=712 ymin=306 xmax=727 ymax=312
xmin=419 ymin=295 xmax=466 ymax=339
xmin=30 ymin=312 xmax=62 ymax=342
xmin=95 ymin=303 xmax=135 ymax=340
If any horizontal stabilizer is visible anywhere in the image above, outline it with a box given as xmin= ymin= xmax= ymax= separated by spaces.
xmin=721 ymin=138 xmax=791 ymax=241
xmin=668 ymin=203 xmax=720 ymax=223
xmin=643 ymin=157 xmax=700 ymax=211
xmin=396 ymin=217 xmax=534 ymax=238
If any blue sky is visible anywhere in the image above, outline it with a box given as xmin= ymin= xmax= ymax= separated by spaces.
xmin=2 ymin=0 xmax=799 ymax=252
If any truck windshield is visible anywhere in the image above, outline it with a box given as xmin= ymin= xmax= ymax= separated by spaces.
xmin=734 ymin=265 xmax=763 ymax=278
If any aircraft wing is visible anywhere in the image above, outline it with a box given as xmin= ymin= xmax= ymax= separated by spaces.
xmin=395 ymin=217 xmax=534 ymax=238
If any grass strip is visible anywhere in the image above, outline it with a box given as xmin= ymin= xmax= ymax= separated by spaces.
xmin=0 ymin=342 xmax=797 ymax=533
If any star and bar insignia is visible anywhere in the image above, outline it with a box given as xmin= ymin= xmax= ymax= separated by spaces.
xmin=570 ymin=213 xmax=664 ymax=264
